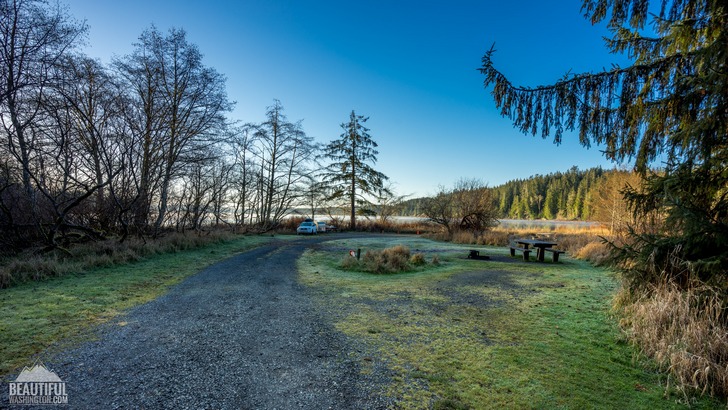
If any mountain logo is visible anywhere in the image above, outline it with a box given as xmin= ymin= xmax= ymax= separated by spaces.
xmin=8 ymin=361 xmax=68 ymax=406
xmin=14 ymin=364 xmax=63 ymax=383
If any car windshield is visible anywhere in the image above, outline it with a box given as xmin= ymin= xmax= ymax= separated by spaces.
xmin=300 ymin=222 xmax=314 ymax=227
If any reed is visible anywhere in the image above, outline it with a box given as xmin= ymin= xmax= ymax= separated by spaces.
xmin=616 ymin=281 xmax=728 ymax=397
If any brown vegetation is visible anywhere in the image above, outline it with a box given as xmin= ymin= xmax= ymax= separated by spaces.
xmin=433 ymin=224 xmax=609 ymax=265
xmin=616 ymin=281 xmax=728 ymax=397
xmin=339 ymin=245 xmax=432 ymax=274
xmin=0 ymin=230 xmax=238 ymax=288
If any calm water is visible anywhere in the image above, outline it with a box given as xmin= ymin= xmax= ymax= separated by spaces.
xmin=352 ymin=216 xmax=602 ymax=230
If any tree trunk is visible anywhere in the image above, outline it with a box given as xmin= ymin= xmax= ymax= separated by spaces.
xmin=350 ymin=130 xmax=356 ymax=230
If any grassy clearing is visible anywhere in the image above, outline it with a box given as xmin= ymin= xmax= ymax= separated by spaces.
xmin=298 ymin=236 xmax=723 ymax=409
xmin=0 ymin=234 xmax=281 ymax=377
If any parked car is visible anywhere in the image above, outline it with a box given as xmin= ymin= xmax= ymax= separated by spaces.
xmin=316 ymin=222 xmax=327 ymax=233
xmin=296 ymin=221 xmax=317 ymax=235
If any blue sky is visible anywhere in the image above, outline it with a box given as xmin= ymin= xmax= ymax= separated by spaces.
xmin=64 ymin=0 xmax=630 ymax=197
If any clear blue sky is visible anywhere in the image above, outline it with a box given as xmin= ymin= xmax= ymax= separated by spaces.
xmin=64 ymin=0 xmax=630 ymax=197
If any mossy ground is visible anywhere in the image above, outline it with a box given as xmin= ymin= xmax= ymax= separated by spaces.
xmin=298 ymin=236 xmax=723 ymax=409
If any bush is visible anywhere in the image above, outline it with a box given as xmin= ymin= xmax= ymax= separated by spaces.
xmin=278 ymin=216 xmax=307 ymax=232
xmin=573 ymin=241 xmax=611 ymax=265
xmin=340 ymin=254 xmax=360 ymax=270
xmin=616 ymin=282 xmax=728 ymax=397
xmin=551 ymin=232 xmax=600 ymax=254
xmin=477 ymin=230 xmax=511 ymax=246
xmin=363 ymin=245 xmax=410 ymax=273
xmin=410 ymin=253 xmax=426 ymax=266
xmin=340 ymin=245 xmax=437 ymax=274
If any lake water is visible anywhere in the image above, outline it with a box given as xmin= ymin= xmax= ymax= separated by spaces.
xmin=322 ymin=216 xmax=601 ymax=230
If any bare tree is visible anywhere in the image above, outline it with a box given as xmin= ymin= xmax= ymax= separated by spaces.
xmin=423 ymin=179 xmax=498 ymax=236
xmin=372 ymin=183 xmax=409 ymax=224
xmin=451 ymin=178 xmax=498 ymax=232
xmin=230 ymin=125 xmax=257 ymax=226
xmin=208 ymin=158 xmax=234 ymax=227
xmin=150 ymin=27 xmax=231 ymax=235
xmin=30 ymin=91 xmax=120 ymax=249
xmin=302 ymin=177 xmax=328 ymax=221
xmin=53 ymin=55 xmax=122 ymax=228
xmin=422 ymin=185 xmax=456 ymax=236
xmin=115 ymin=26 xmax=231 ymax=235
xmin=250 ymin=100 xmax=315 ymax=229
xmin=114 ymin=30 xmax=166 ymax=232
xmin=0 ymin=0 xmax=86 ymax=234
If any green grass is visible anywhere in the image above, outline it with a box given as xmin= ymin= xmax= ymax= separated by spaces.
xmin=0 ymin=234 xmax=281 ymax=377
xmin=298 ymin=236 xmax=724 ymax=409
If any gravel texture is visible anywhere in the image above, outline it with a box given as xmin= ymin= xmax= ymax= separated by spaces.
xmin=4 ymin=237 xmax=391 ymax=409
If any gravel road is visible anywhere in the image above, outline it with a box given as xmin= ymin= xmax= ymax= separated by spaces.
xmin=9 ymin=237 xmax=391 ymax=409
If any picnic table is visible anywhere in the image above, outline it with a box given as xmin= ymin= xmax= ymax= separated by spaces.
xmin=512 ymin=239 xmax=564 ymax=262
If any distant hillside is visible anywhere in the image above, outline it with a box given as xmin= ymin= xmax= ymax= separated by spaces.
xmin=490 ymin=166 xmax=604 ymax=220
xmin=401 ymin=166 xmax=627 ymax=221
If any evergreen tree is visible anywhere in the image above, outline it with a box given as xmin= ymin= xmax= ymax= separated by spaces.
xmin=321 ymin=111 xmax=389 ymax=230
xmin=543 ymin=187 xmax=558 ymax=219
xmin=480 ymin=0 xmax=727 ymax=287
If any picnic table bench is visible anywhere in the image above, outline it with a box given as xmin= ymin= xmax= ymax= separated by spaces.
xmin=511 ymin=239 xmax=565 ymax=262
xmin=543 ymin=247 xmax=566 ymax=262
xmin=509 ymin=245 xmax=531 ymax=261
xmin=467 ymin=250 xmax=490 ymax=260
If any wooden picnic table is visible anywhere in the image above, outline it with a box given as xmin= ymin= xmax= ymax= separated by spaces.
xmin=516 ymin=239 xmax=558 ymax=262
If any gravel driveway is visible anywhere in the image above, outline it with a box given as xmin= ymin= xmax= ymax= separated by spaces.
xmin=12 ymin=237 xmax=390 ymax=409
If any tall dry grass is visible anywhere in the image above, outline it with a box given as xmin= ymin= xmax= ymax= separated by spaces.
xmin=438 ymin=224 xmax=610 ymax=265
xmin=340 ymin=245 xmax=433 ymax=274
xmin=0 ymin=230 xmax=238 ymax=288
xmin=573 ymin=242 xmax=612 ymax=265
xmin=616 ymin=282 xmax=728 ymax=397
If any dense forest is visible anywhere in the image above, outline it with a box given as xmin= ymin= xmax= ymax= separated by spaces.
xmin=402 ymin=166 xmax=638 ymax=222
xmin=490 ymin=166 xmax=603 ymax=220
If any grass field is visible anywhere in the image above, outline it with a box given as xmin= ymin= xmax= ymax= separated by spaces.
xmin=0 ymin=234 xmax=281 ymax=378
xmin=2 ymin=232 xmax=724 ymax=408
xmin=298 ymin=236 xmax=723 ymax=409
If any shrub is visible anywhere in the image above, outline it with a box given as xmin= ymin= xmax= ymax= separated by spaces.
xmin=617 ymin=282 xmax=728 ymax=397
xmin=477 ymin=230 xmax=510 ymax=246
xmin=409 ymin=253 xmax=426 ymax=266
xmin=573 ymin=241 xmax=611 ymax=265
xmin=340 ymin=255 xmax=360 ymax=270
xmin=451 ymin=230 xmax=477 ymax=244
xmin=552 ymin=232 xmax=600 ymax=254
xmin=279 ymin=216 xmax=307 ymax=231
xmin=340 ymin=245 xmax=438 ymax=274
xmin=363 ymin=245 xmax=410 ymax=273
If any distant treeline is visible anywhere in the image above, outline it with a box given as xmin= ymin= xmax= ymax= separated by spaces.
xmin=402 ymin=166 xmax=633 ymax=221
